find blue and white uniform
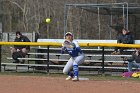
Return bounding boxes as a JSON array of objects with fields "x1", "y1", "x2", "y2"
[{"x1": 62, "y1": 40, "x2": 85, "y2": 77}]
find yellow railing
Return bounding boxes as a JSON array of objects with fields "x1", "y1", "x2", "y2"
[{"x1": 0, "y1": 42, "x2": 140, "y2": 48}]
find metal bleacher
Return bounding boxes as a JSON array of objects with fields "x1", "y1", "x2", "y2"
[{"x1": 3, "y1": 39, "x2": 140, "y2": 74}]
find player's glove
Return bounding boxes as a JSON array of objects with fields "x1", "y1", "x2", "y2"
[{"x1": 62, "y1": 40, "x2": 74, "y2": 49}]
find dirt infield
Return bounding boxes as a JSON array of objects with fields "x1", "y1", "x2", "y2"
[{"x1": 0, "y1": 75, "x2": 140, "y2": 93}]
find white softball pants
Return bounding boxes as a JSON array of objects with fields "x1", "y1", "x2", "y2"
[{"x1": 63, "y1": 53, "x2": 85, "y2": 74}]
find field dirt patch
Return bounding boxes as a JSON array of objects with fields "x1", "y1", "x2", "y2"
[{"x1": 0, "y1": 75, "x2": 140, "y2": 93}]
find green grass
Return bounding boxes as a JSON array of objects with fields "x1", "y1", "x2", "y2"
[
  {"x1": 0, "y1": 72, "x2": 140, "y2": 82},
  {"x1": 88, "y1": 75, "x2": 140, "y2": 81}
]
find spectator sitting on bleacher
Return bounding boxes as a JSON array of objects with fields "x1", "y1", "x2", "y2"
[
  {"x1": 11, "y1": 31, "x2": 30, "y2": 63},
  {"x1": 111, "y1": 28, "x2": 134, "y2": 55},
  {"x1": 123, "y1": 48, "x2": 140, "y2": 72}
]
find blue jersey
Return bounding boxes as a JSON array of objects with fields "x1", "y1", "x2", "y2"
[{"x1": 61, "y1": 40, "x2": 83, "y2": 57}]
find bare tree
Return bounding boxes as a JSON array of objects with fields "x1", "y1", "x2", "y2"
[{"x1": 1, "y1": 0, "x2": 140, "y2": 39}]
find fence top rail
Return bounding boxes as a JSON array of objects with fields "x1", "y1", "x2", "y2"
[{"x1": 0, "y1": 39, "x2": 140, "y2": 48}]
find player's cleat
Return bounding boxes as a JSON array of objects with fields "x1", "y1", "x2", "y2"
[
  {"x1": 66, "y1": 76, "x2": 72, "y2": 80},
  {"x1": 72, "y1": 76, "x2": 79, "y2": 81}
]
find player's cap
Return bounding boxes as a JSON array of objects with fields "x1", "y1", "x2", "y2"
[{"x1": 65, "y1": 32, "x2": 73, "y2": 37}]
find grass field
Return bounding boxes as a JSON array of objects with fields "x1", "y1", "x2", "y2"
[{"x1": 0, "y1": 72, "x2": 140, "y2": 82}]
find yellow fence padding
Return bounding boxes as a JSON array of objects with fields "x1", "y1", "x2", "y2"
[{"x1": 0, "y1": 42, "x2": 140, "y2": 48}]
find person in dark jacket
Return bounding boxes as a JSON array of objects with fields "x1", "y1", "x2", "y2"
[
  {"x1": 11, "y1": 31, "x2": 30, "y2": 63},
  {"x1": 124, "y1": 48, "x2": 140, "y2": 72},
  {"x1": 111, "y1": 28, "x2": 134, "y2": 54}
]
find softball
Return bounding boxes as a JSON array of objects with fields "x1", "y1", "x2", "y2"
[{"x1": 46, "y1": 18, "x2": 51, "y2": 23}]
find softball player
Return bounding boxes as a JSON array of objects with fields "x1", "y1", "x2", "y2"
[{"x1": 61, "y1": 32, "x2": 85, "y2": 81}]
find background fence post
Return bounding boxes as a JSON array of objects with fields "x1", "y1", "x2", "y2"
[
  {"x1": 102, "y1": 46, "x2": 105, "y2": 74},
  {"x1": 0, "y1": 45, "x2": 1, "y2": 72},
  {"x1": 47, "y1": 46, "x2": 50, "y2": 74}
]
